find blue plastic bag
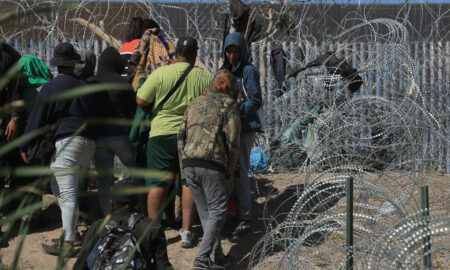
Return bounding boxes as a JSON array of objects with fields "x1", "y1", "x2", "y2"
[{"x1": 249, "y1": 146, "x2": 270, "y2": 173}]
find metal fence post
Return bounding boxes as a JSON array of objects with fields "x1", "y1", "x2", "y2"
[
  {"x1": 420, "y1": 186, "x2": 432, "y2": 269},
  {"x1": 346, "y1": 176, "x2": 354, "y2": 270}
]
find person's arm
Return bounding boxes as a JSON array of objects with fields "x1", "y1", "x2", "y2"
[
  {"x1": 5, "y1": 119, "x2": 19, "y2": 142},
  {"x1": 224, "y1": 102, "x2": 241, "y2": 178},
  {"x1": 239, "y1": 66, "x2": 262, "y2": 117},
  {"x1": 136, "y1": 72, "x2": 158, "y2": 107},
  {"x1": 136, "y1": 95, "x2": 151, "y2": 107},
  {"x1": 5, "y1": 78, "x2": 24, "y2": 141},
  {"x1": 18, "y1": 89, "x2": 52, "y2": 152},
  {"x1": 177, "y1": 109, "x2": 189, "y2": 180}
]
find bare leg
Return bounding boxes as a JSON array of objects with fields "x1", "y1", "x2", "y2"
[
  {"x1": 181, "y1": 185, "x2": 196, "y2": 232},
  {"x1": 147, "y1": 187, "x2": 169, "y2": 222}
]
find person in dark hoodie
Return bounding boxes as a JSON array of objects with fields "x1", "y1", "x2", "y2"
[
  {"x1": 0, "y1": 43, "x2": 23, "y2": 166},
  {"x1": 74, "y1": 49, "x2": 96, "y2": 81},
  {"x1": 178, "y1": 69, "x2": 240, "y2": 269},
  {"x1": 0, "y1": 42, "x2": 23, "y2": 246},
  {"x1": 87, "y1": 47, "x2": 136, "y2": 215},
  {"x1": 19, "y1": 42, "x2": 103, "y2": 256},
  {"x1": 221, "y1": 32, "x2": 262, "y2": 240}
]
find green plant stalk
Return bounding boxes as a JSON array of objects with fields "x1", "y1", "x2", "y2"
[
  {"x1": 346, "y1": 176, "x2": 354, "y2": 270},
  {"x1": 0, "y1": 199, "x2": 48, "y2": 227},
  {"x1": 0, "y1": 83, "x2": 129, "y2": 118},
  {"x1": 0, "y1": 166, "x2": 174, "y2": 181},
  {"x1": 12, "y1": 218, "x2": 29, "y2": 270},
  {"x1": 0, "y1": 125, "x2": 51, "y2": 158},
  {"x1": 420, "y1": 186, "x2": 431, "y2": 270}
]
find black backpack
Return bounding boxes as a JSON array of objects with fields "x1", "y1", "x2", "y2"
[{"x1": 91, "y1": 213, "x2": 147, "y2": 270}]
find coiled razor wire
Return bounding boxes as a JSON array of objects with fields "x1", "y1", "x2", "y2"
[
  {"x1": 367, "y1": 206, "x2": 450, "y2": 270},
  {"x1": 249, "y1": 172, "x2": 449, "y2": 269},
  {"x1": 0, "y1": 1, "x2": 448, "y2": 269},
  {"x1": 248, "y1": 3, "x2": 449, "y2": 270}
]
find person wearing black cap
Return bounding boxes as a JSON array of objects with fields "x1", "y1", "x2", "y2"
[
  {"x1": 19, "y1": 42, "x2": 103, "y2": 255},
  {"x1": 136, "y1": 36, "x2": 213, "y2": 248},
  {"x1": 73, "y1": 182, "x2": 173, "y2": 270}
]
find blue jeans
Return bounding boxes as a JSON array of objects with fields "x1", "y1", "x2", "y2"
[
  {"x1": 94, "y1": 135, "x2": 135, "y2": 214},
  {"x1": 235, "y1": 131, "x2": 256, "y2": 220},
  {"x1": 51, "y1": 136, "x2": 96, "y2": 242}
]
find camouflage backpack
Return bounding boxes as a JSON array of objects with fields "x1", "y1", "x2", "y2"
[{"x1": 91, "y1": 213, "x2": 147, "y2": 270}]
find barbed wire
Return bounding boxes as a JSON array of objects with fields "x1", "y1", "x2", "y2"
[
  {"x1": 251, "y1": 1, "x2": 449, "y2": 269},
  {"x1": 1, "y1": 1, "x2": 449, "y2": 269}
]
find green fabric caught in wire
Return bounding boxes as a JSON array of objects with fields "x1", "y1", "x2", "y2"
[
  {"x1": 280, "y1": 103, "x2": 332, "y2": 161},
  {"x1": 17, "y1": 55, "x2": 52, "y2": 88}
]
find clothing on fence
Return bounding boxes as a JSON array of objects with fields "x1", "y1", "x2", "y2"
[{"x1": 270, "y1": 45, "x2": 287, "y2": 98}]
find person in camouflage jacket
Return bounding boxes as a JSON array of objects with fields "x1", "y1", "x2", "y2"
[
  {"x1": 178, "y1": 69, "x2": 241, "y2": 179},
  {"x1": 177, "y1": 69, "x2": 240, "y2": 269}
]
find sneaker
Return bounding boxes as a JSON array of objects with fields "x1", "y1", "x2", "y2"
[
  {"x1": 180, "y1": 230, "x2": 194, "y2": 248},
  {"x1": 193, "y1": 258, "x2": 225, "y2": 270},
  {"x1": 51, "y1": 231, "x2": 82, "y2": 247},
  {"x1": 230, "y1": 220, "x2": 251, "y2": 242},
  {"x1": 42, "y1": 241, "x2": 78, "y2": 257}
]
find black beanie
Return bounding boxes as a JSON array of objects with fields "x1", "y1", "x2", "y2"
[{"x1": 142, "y1": 18, "x2": 160, "y2": 30}]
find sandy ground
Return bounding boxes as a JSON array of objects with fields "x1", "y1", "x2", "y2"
[
  {"x1": 0, "y1": 172, "x2": 448, "y2": 269},
  {"x1": 0, "y1": 174, "x2": 293, "y2": 270}
]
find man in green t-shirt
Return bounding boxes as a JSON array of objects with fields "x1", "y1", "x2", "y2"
[{"x1": 136, "y1": 37, "x2": 213, "y2": 248}]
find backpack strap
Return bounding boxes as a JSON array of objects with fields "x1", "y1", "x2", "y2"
[
  {"x1": 150, "y1": 64, "x2": 194, "y2": 121},
  {"x1": 127, "y1": 213, "x2": 144, "y2": 231}
]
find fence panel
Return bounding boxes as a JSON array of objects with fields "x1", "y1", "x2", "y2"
[{"x1": 9, "y1": 38, "x2": 450, "y2": 171}]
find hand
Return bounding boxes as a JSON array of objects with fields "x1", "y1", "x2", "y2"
[
  {"x1": 5, "y1": 119, "x2": 19, "y2": 141},
  {"x1": 20, "y1": 151, "x2": 30, "y2": 164}
]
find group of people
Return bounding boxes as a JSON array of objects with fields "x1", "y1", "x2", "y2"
[{"x1": 1, "y1": 16, "x2": 263, "y2": 270}]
